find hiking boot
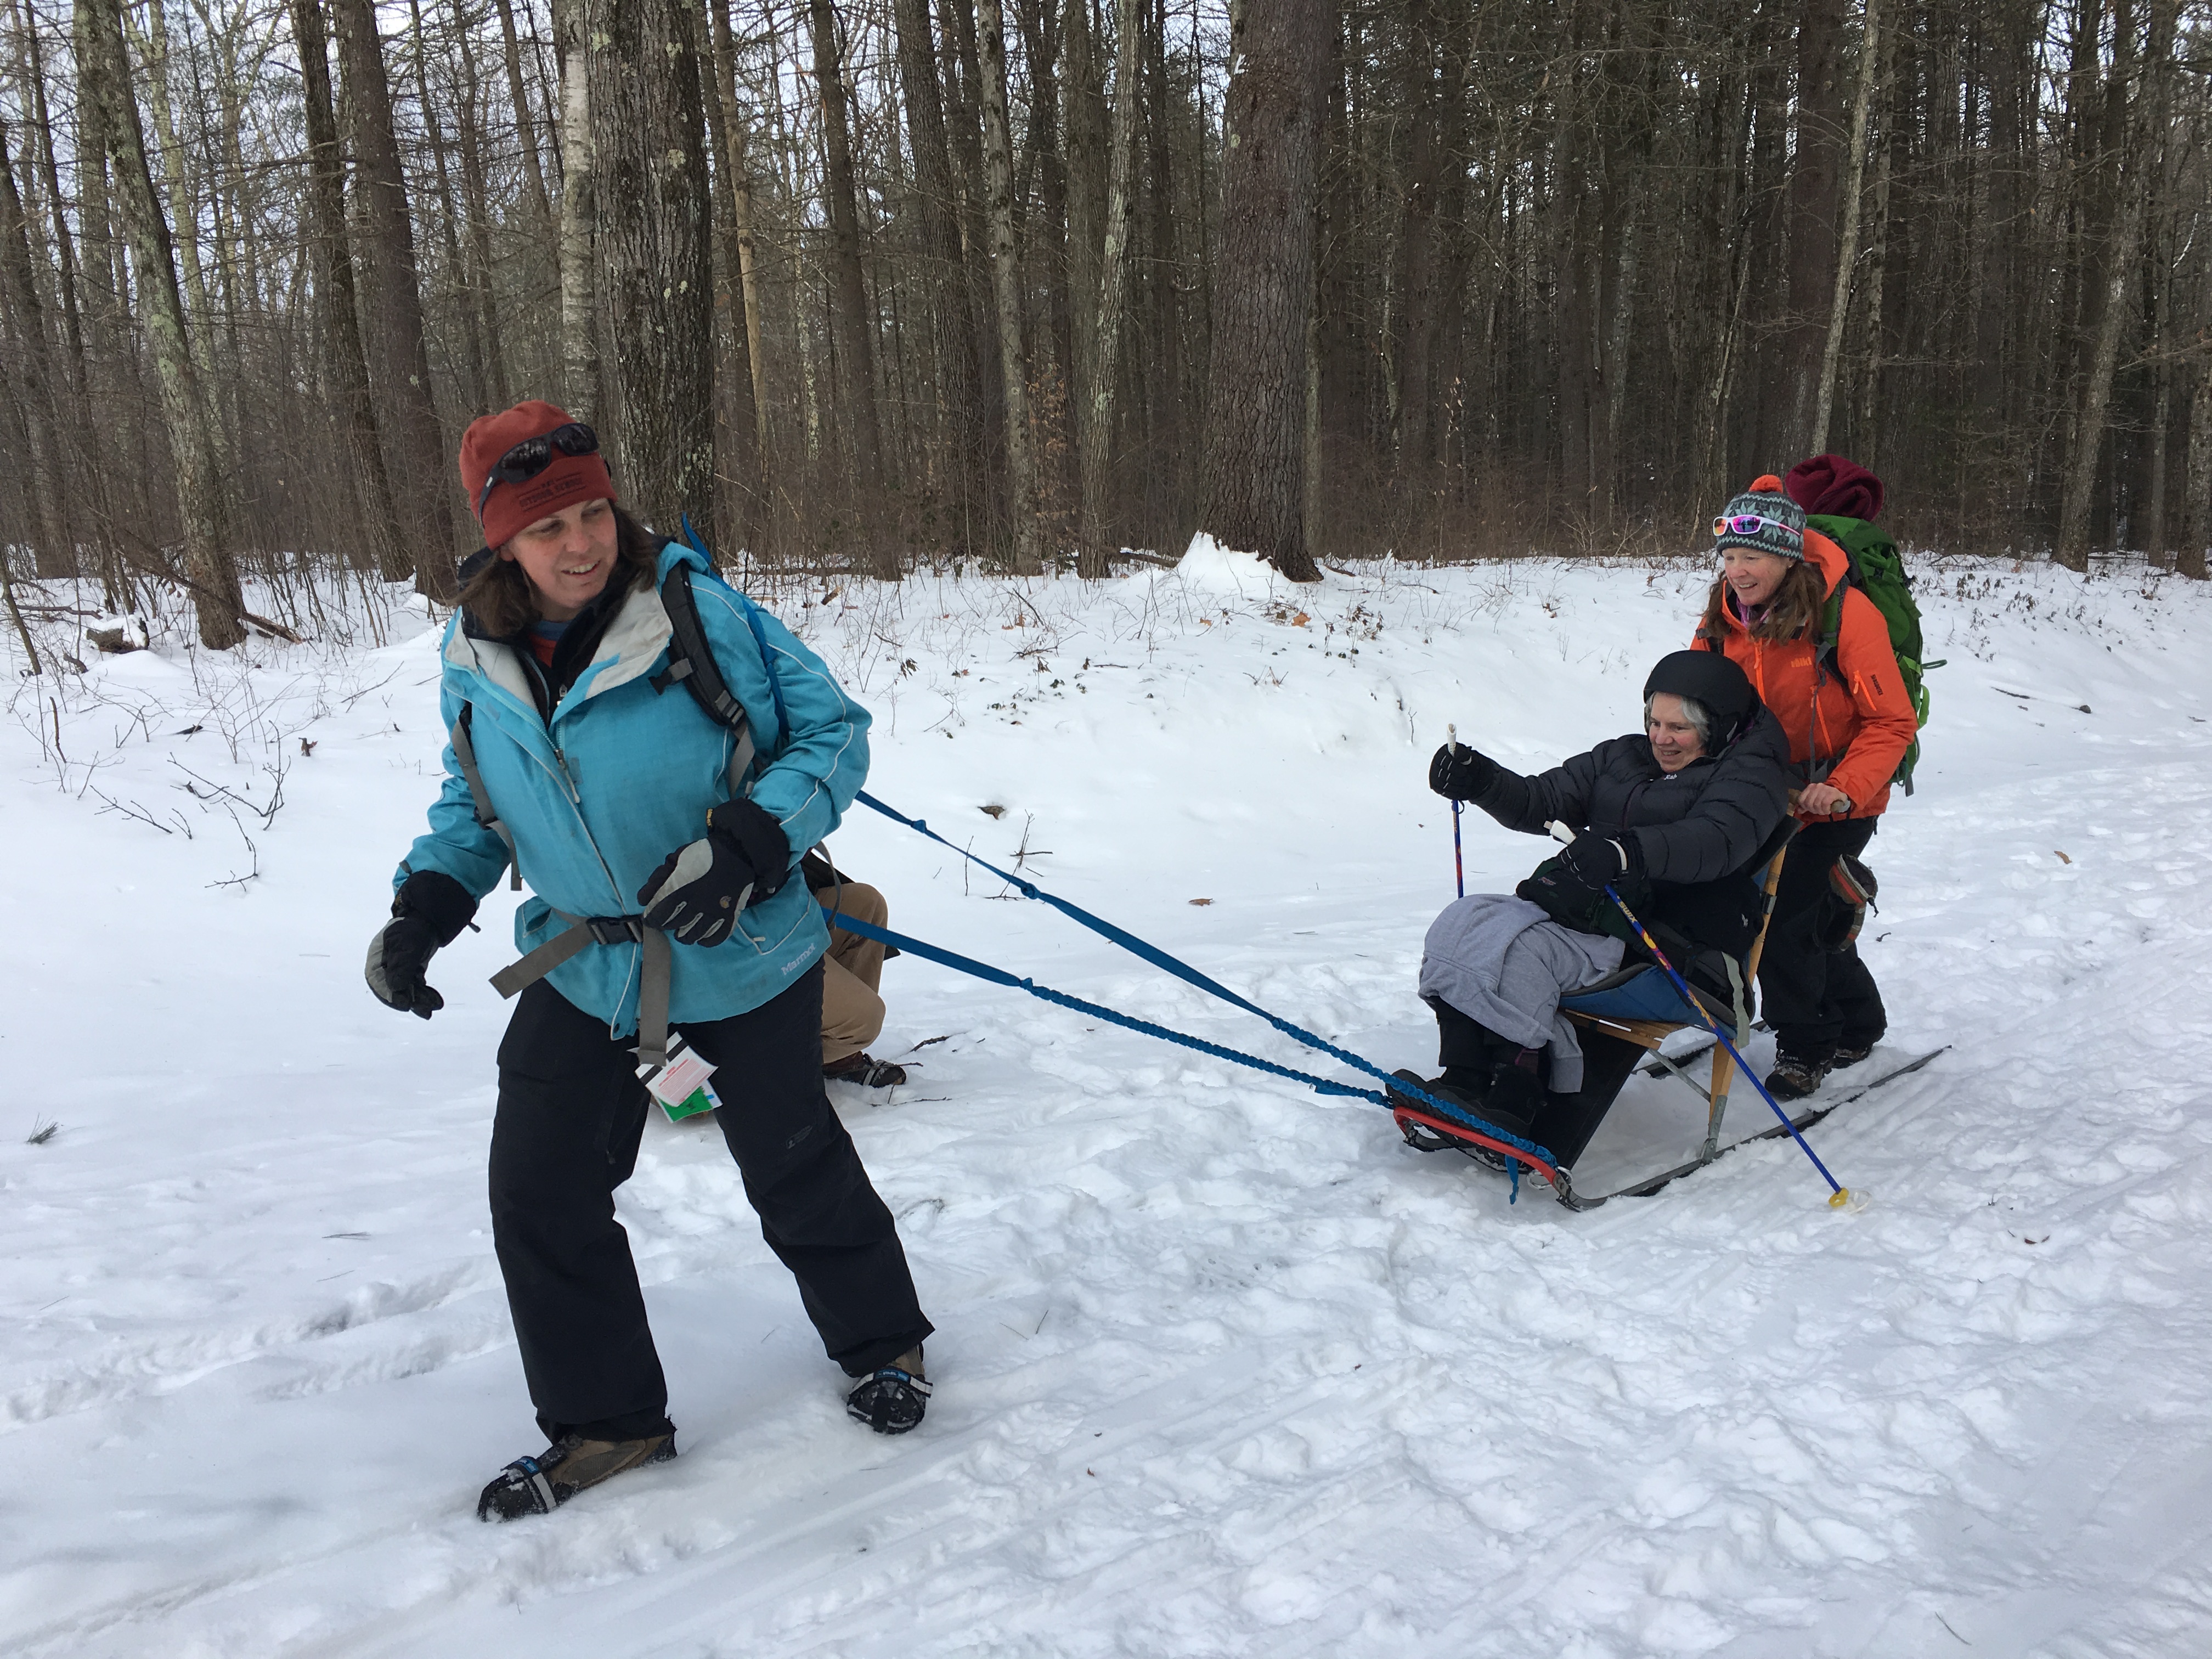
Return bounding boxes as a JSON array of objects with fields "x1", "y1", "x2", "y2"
[
  {"x1": 847, "y1": 1347, "x2": 930, "y2": 1435},
  {"x1": 1765, "y1": 1049, "x2": 1834, "y2": 1102},
  {"x1": 1821, "y1": 855, "x2": 1879, "y2": 950},
  {"x1": 476, "y1": 1427, "x2": 676, "y2": 1522},
  {"x1": 1830, "y1": 1036, "x2": 1882, "y2": 1070},
  {"x1": 825, "y1": 1052, "x2": 908, "y2": 1087}
]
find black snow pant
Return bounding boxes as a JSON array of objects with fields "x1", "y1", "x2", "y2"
[
  {"x1": 488, "y1": 961, "x2": 933, "y2": 1442},
  {"x1": 1757, "y1": 816, "x2": 1886, "y2": 1057}
]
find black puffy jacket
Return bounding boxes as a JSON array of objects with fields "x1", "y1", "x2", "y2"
[{"x1": 1470, "y1": 708, "x2": 1792, "y2": 955}]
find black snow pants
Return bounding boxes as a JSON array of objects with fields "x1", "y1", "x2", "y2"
[
  {"x1": 488, "y1": 961, "x2": 933, "y2": 1441},
  {"x1": 1757, "y1": 816, "x2": 1886, "y2": 1056}
]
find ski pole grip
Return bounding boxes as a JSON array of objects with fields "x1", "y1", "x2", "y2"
[{"x1": 1547, "y1": 820, "x2": 1575, "y2": 845}]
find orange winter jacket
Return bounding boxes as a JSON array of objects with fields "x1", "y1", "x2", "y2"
[{"x1": 1695, "y1": 519, "x2": 1918, "y2": 822}]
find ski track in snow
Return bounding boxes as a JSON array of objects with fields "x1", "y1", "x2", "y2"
[{"x1": 3, "y1": 551, "x2": 2210, "y2": 1656}]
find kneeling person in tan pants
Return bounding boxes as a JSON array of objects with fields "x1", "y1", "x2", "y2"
[{"x1": 809, "y1": 853, "x2": 907, "y2": 1087}]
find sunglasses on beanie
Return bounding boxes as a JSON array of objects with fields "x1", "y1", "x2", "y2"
[
  {"x1": 1713, "y1": 512, "x2": 1791, "y2": 539},
  {"x1": 476, "y1": 422, "x2": 600, "y2": 516}
]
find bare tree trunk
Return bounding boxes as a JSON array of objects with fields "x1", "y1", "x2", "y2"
[
  {"x1": 332, "y1": 0, "x2": 461, "y2": 596},
  {"x1": 490, "y1": 0, "x2": 554, "y2": 228},
  {"x1": 408, "y1": 0, "x2": 489, "y2": 416},
  {"x1": 894, "y1": 0, "x2": 985, "y2": 556},
  {"x1": 699, "y1": 0, "x2": 762, "y2": 550},
  {"x1": 16, "y1": 0, "x2": 119, "y2": 597},
  {"x1": 0, "y1": 116, "x2": 73, "y2": 575},
  {"x1": 974, "y1": 0, "x2": 1039, "y2": 570},
  {"x1": 289, "y1": 0, "x2": 406, "y2": 579},
  {"x1": 1779, "y1": 0, "x2": 1847, "y2": 451},
  {"x1": 1076, "y1": 0, "x2": 1141, "y2": 578},
  {"x1": 554, "y1": 0, "x2": 599, "y2": 420},
  {"x1": 590, "y1": 0, "x2": 715, "y2": 531},
  {"x1": 1199, "y1": 0, "x2": 1326, "y2": 581},
  {"x1": 1811, "y1": 0, "x2": 1881, "y2": 457},
  {"x1": 75, "y1": 0, "x2": 242, "y2": 646},
  {"x1": 807, "y1": 0, "x2": 891, "y2": 571},
  {"x1": 2056, "y1": 0, "x2": 2173, "y2": 571},
  {"x1": 449, "y1": 0, "x2": 512, "y2": 410},
  {"x1": 2181, "y1": 340, "x2": 2212, "y2": 580}
]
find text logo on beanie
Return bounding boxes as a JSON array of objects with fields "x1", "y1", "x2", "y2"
[
  {"x1": 457, "y1": 399, "x2": 617, "y2": 553},
  {"x1": 1713, "y1": 473, "x2": 1804, "y2": 562}
]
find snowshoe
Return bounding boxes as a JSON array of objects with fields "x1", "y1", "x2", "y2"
[
  {"x1": 825, "y1": 1052, "x2": 909, "y2": 1087},
  {"x1": 847, "y1": 1348, "x2": 930, "y2": 1435},
  {"x1": 475, "y1": 1427, "x2": 676, "y2": 1522}
]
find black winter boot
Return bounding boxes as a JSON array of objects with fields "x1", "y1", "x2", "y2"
[
  {"x1": 476, "y1": 1426, "x2": 676, "y2": 1521},
  {"x1": 847, "y1": 1347, "x2": 930, "y2": 1435},
  {"x1": 1480, "y1": 1049, "x2": 1547, "y2": 1139}
]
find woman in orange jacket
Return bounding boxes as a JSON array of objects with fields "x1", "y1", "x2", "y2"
[{"x1": 1693, "y1": 473, "x2": 1918, "y2": 1099}]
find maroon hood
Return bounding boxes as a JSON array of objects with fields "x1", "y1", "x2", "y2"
[{"x1": 1784, "y1": 453, "x2": 1884, "y2": 522}]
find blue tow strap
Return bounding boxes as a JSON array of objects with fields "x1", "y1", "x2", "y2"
[
  {"x1": 836, "y1": 795, "x2": 1562, "y2": 1191},
  {"x1": 822, "y1": 907, "x2": 1374, "y2": 1101}
]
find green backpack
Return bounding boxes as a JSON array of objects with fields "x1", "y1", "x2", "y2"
[{"x1": 1804, "y1": 514, "x2": 1940, "y2": 794}]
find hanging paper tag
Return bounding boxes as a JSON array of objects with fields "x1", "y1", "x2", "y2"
[{"x1": 637, "y1": 1034, "x2": 722, "y2": 1122}]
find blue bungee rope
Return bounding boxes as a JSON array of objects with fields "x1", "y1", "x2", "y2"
[{"x1": 838, "y1": 794, "x2": 1561, "y2": 1197}]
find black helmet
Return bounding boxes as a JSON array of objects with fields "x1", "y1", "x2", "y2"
[{"x1": 1643, "y1": 650, "x2": 1759, "y2": 746}]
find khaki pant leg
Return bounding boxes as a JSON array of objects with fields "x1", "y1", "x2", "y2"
[{"x1": 814, "y1": 882, "x2": 889, "y2": 1064}]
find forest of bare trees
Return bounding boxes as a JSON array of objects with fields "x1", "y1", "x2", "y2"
[{"x1": 0, "y1": 0, "x2": 2209, "y2": 650}]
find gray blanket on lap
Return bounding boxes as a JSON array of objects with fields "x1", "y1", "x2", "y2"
[{"x1": 1418, "y1": 895, "x2": 1626, "y2": 1093}]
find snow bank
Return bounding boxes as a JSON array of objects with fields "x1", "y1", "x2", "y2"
[{"x1": 3, "y1": 554, "x2": 2211, "y2": 1656}]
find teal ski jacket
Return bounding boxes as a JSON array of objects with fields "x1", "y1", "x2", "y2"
[{"x1": 394, "y1": 540, "x2": 868, "y2": 1035}]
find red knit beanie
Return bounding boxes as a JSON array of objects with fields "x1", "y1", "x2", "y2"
[
  {"x1": 1783, "y1": 453, "x2": 1883, "y2": 522},
  {"x1": 456, "y1": 399, "x2": 617, "y2": 549}
]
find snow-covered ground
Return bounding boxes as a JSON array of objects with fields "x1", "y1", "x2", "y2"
[{"x1": 4, "y1": 544, "x2": 2210, "y2": 1657}]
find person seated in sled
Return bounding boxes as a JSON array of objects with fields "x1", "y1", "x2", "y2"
[{"x1": 1403, "y1": 650, "x2": 1790, "y2": 1171}]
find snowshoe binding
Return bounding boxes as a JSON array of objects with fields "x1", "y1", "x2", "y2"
[
  {"x1": 847, "y1": 1347, "x2": 930, "y2": 1435},
  {"x1": 476, "y1": 1427, "x2": 676, "y2": 1522}
]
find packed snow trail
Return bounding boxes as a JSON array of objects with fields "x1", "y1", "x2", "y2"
[{"x1": 4, "y1": 548, "x2": 2211, "y2": 1656}]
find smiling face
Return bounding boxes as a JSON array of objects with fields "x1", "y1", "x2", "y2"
[
  {"x1": 1646, "y1": 693, "x2": 1708, "y2": 773},
  {"x1": 1721, "y1": 546, "x2": 1792, "y2": 611},
  {"x1": 498, "y1": 497, "x2": 618, "y2": 621}
]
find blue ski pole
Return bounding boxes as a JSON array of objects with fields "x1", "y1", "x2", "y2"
[
  {"x1": 1547, "y1": 822, "x2": 1866, "y2": 1212},
  {"x1": 1447, "y1": 724, "x2": 1465, "y2": 898}
]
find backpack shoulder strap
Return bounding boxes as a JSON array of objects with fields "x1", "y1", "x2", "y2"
[
  {"x1": 653, "y1": 561, "x2": 758, "y2": 794},
  {"x1": 654, "y1": 562, "x2": 747, "y2": 730},
  {"x1": 450, "y1": 703, "x2": 522, "y2": 891}
]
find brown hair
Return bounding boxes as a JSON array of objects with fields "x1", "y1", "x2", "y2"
[
  {"x1": 1697, "y1": 558, "x2": 1827, "y2": 645},
  {"x1": 458, "y1": 503, "x2": 662, "y2": 637}
]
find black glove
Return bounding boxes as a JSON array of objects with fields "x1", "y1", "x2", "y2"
[
  {"x1": 1558, "y1": 832, "x2": 1630, "y2": 889},
  {"x1": 1516, "y1": 834, "x2": 1641, "y2": 933},
  {"x1": 1429, "y1": 742, "x2": 1499, "y2": 802},
  {"x1": 637, "y1": 796, "x2": 790, "y2": 945},
  {"x1": 365, "y1": 869, "x2": 477, "y2": 1019}
]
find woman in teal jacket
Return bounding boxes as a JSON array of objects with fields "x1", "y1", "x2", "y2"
[{"x1": 366, "y1": 401, "x2": 933, "y2": 1522}]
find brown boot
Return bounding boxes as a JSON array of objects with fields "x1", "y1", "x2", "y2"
[{"x1": 476, "y1": 1428, "x2": 676, "y2": 1521}]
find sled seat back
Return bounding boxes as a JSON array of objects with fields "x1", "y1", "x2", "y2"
[{"x1": 1559, "y1": 820, "x2": 1795, "y2": 1161}]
